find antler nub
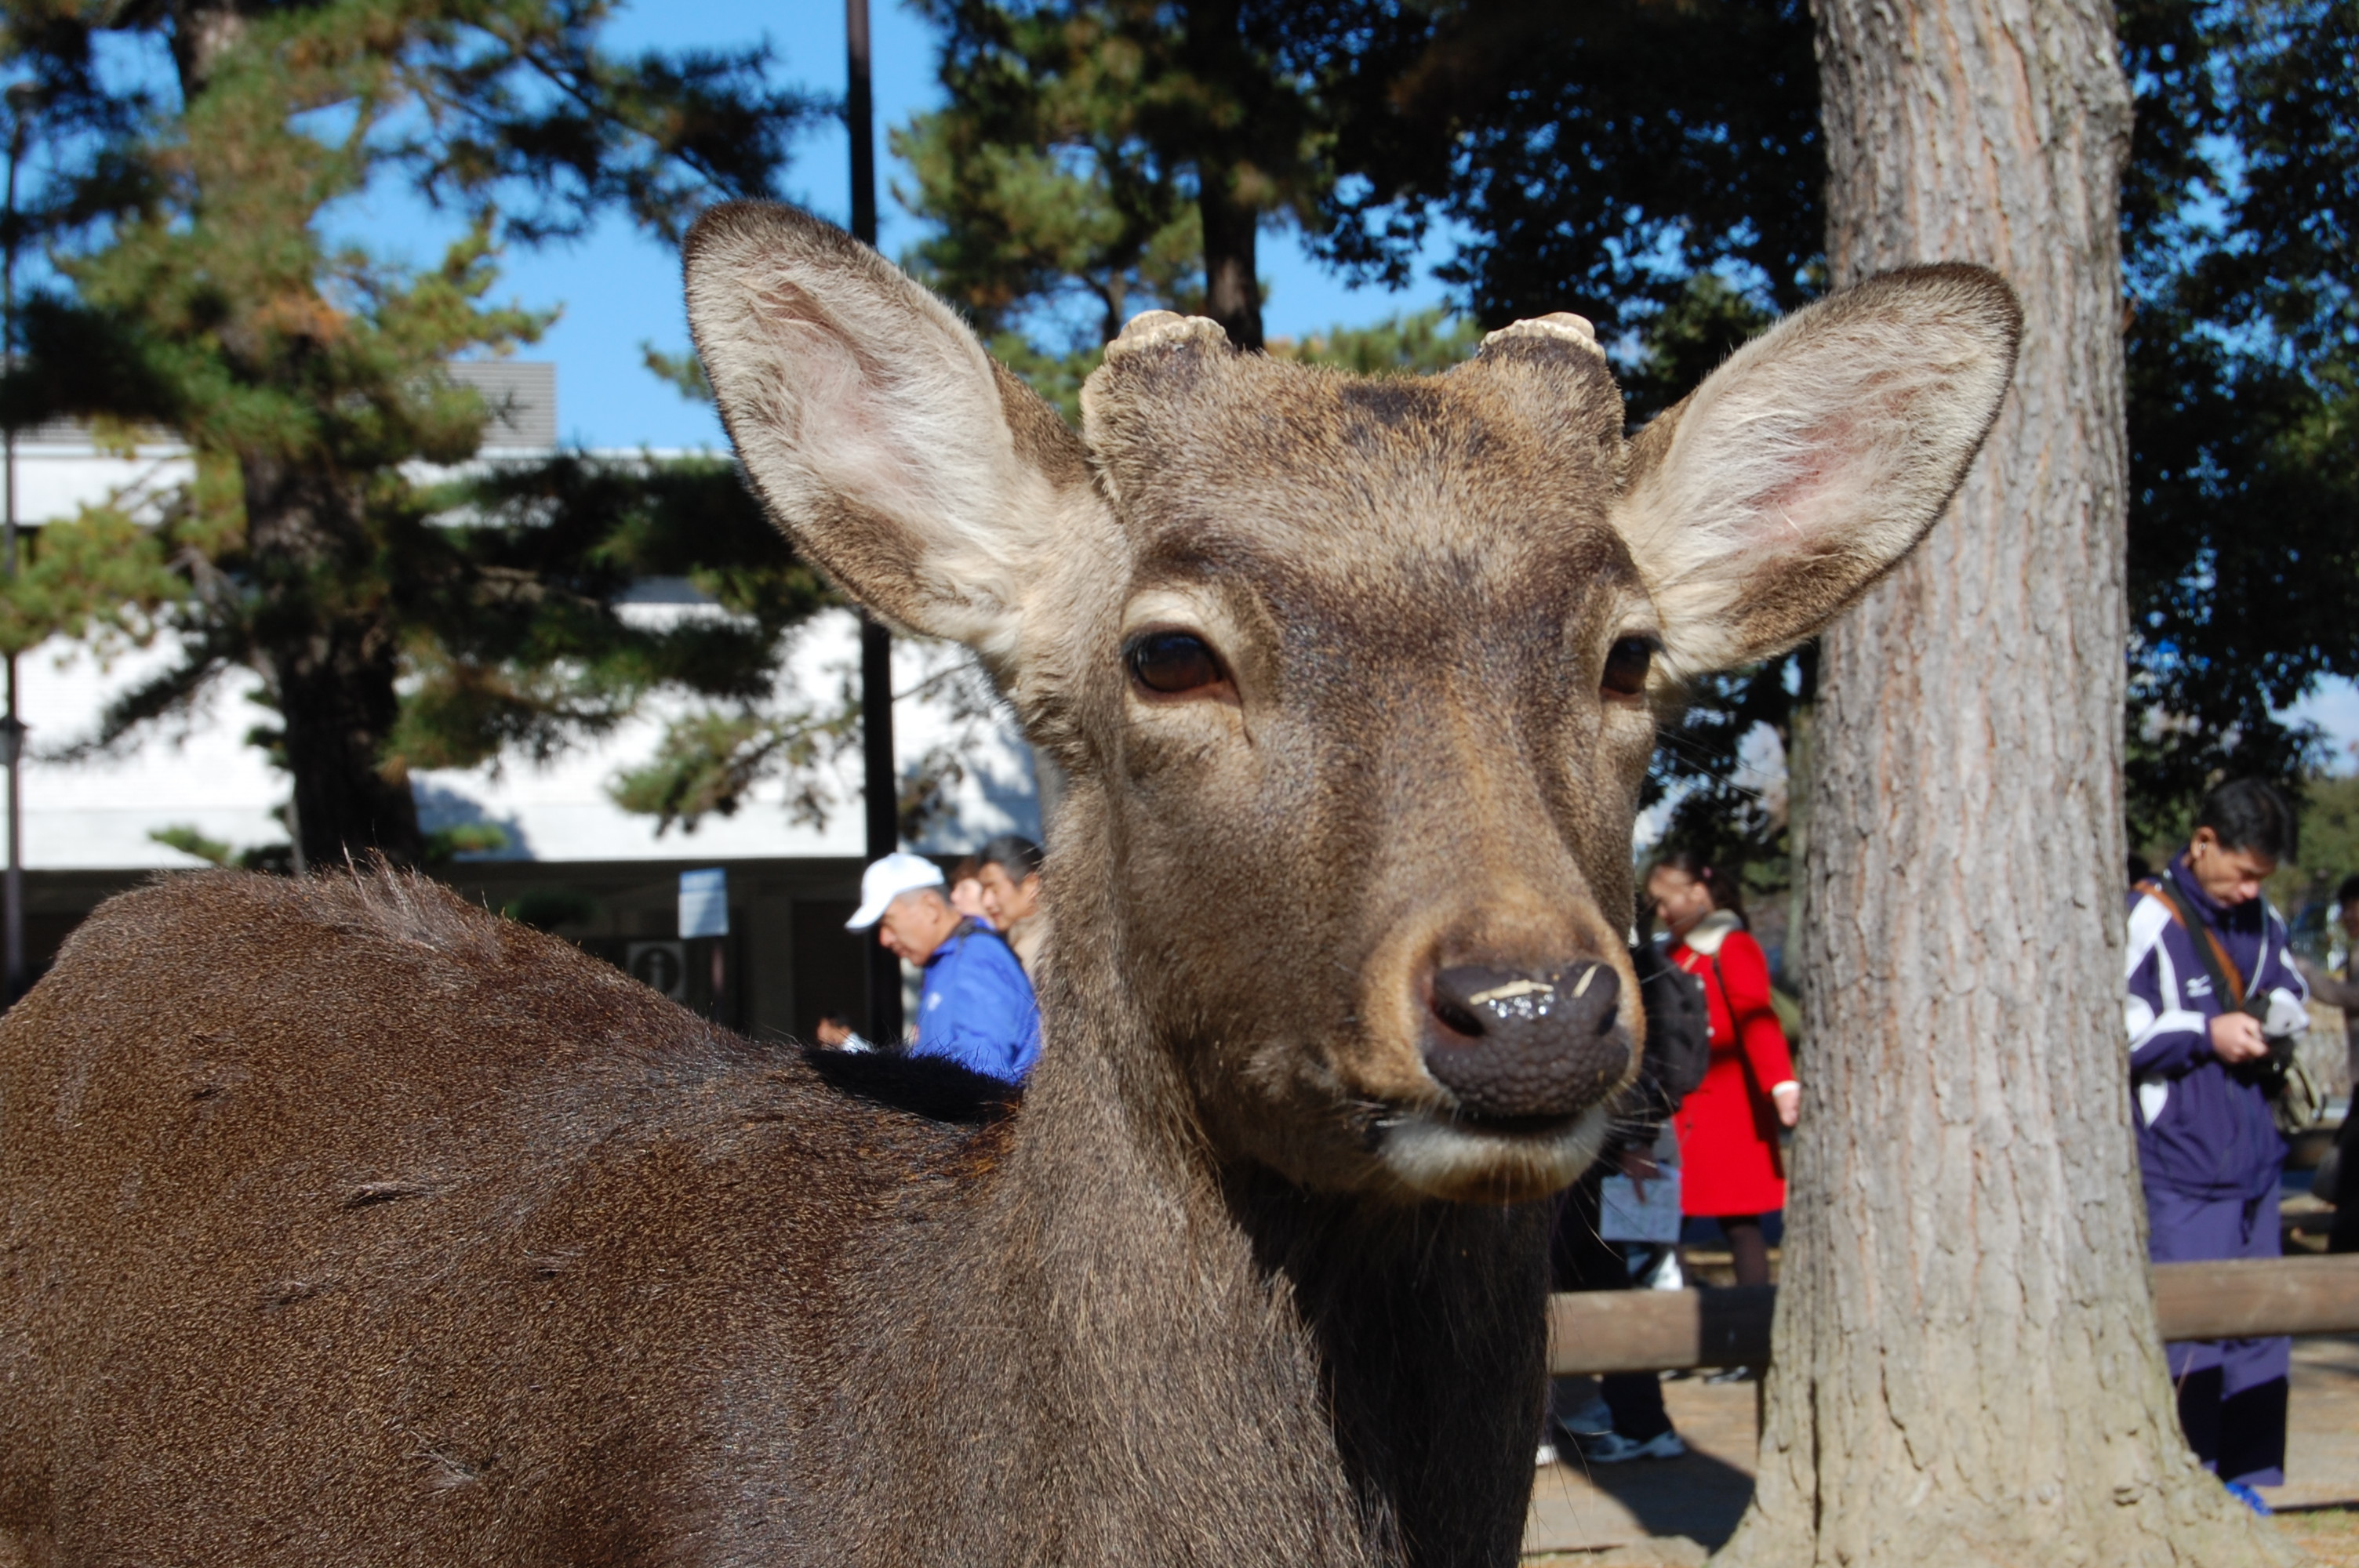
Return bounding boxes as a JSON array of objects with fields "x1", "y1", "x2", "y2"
[
  {"x1": 1107, "y1": 310, "x2": 1230, "y2": 361},
  {"x1": 1481, "y1": 313, "x2": 1605, "y2": 361}
]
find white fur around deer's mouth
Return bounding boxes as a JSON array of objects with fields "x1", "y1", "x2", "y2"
[{"x1": 1373, "y1": 1100, "x2": 1612, "y2": 1203}]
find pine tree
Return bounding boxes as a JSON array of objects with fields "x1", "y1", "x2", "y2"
[
  {"x1": 899, "y1": 0, "x2": 1335, "y2": 350},
  {"x1": 0, "y1": 0, "x2": 825, "y2": 869}
]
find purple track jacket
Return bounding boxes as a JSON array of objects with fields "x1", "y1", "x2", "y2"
[{"x1": 2124, "y1": 854, "x2": 2306, "y2": 1200}]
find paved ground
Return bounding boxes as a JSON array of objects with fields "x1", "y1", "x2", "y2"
[
  {"x1": 2287, "y1": 1509, "x2": 2359, "y2": 1568},
  {"x1": 1525, "y1": 1333, "x2": 2359, "y2": 1560},
  {"x1": 1525, "y1": 1374, "x2": 1757, "y2": 1557}
]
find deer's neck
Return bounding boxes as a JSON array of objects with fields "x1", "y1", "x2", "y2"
[{"x1": 936, "y1": 915, "x2": 1547, "y2": 1567}]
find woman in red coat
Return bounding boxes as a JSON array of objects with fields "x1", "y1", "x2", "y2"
[{"x1": 1645, "y1": 853, "x2": 1799, "y2": 1294}]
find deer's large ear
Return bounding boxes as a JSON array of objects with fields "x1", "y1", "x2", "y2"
[
  {"x1": 1615, "y1": 265, "x2": 2022, "y2": 677},
  {"x1": 684, "y1": 202, "x2": 1109, "y2": 679}
]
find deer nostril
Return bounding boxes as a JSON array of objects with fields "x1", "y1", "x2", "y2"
[
  {"x1": 1430, "y1": 964, "x2": 1547, "y2": 1036},
  {"x1": 1430, "y1": 995, "x2": 1485, "y2": 1039}
]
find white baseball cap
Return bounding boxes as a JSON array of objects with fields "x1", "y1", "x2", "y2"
[{"x1": 846, "y1": 851, "x2": 947, "y2": 931}]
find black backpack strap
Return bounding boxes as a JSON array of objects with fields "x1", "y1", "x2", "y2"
[{"x1": 2136, "y1": 876, "x2": 2261, "y2": 1019}]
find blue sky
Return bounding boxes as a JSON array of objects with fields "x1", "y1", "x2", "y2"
[
  {"x1": 336, "y1": 0, "x2": 1452, "y2": 452},
  {"x1": 2286, "y1": 683, "x2": 2359, "y2": 771}
]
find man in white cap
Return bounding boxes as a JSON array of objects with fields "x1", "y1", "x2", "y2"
[{"x1": 846, "y1": 851, "x2": 1041, "y2": 1083}]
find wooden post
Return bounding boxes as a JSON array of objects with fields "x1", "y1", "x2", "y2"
[{"x1": 2150, "y1": 1255, "x2": 2359, "y2": 1341}]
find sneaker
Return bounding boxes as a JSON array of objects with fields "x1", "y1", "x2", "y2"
[
  {"x1": 2223, "y1": 1480, "x2": 2274, "y2": 1517},
  {"x1": 1577, "y1": 1428, "x2": 1688, "y2": 1465},
  {"x1": 1535, "y1": 1441, "x2": 1561, "y2": 1468},
  {"x1": 1555, "y1": 1396, "x2": 1614, "y2": 1438},
  {"x1": 1703, "y1": 1365, "x2": 1757, "y2": 1385}
]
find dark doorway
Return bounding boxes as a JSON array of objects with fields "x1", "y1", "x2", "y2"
[{"x1": 792, "y1": 898, "x2": 869, "y2": 1044}]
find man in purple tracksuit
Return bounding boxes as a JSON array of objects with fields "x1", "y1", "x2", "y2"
[{"x1": 2125, "y1": 779, "x2": 2307, "y2": 1508}]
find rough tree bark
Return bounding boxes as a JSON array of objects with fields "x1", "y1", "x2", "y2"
[{"x1": 1717, "y1": 0, "x2": 2294, "y2": 1563}]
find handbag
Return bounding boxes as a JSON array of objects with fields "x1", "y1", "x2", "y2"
[{"x1": 2135, "y1": 877, "x2": 2324, "y2": 1137}]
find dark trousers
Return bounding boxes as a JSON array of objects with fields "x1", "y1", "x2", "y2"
[
  {"x1": 2332, "y1": 1195, "x2": 2359, "y2": 1255},
  {"x1": 2328, "y1": 1110, "x2": 2359, "y2": 1254},
  {"x1": 1550, "y1": 1170, "x2": 1674, "y2": 1443},
  {"x1": 2145, "y1": 1182, "x2": 2288, "y2": 1487}
]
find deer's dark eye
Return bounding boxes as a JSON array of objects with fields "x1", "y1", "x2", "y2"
[
  {"x1": 1127, "y1": 630, "x2": 1226, "y2": 695},
  {"x1": 1602, "y1": 636, "x2": 1656, "y2": 698}
]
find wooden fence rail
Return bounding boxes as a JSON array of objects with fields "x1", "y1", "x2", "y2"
[{"x1": 1547, "y1": 1255, "x2": 2359, "y2": 1377}]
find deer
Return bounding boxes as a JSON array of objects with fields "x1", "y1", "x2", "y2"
[{"x1": 0, "y1": 202, "x2": 2019, "y2": 1567}]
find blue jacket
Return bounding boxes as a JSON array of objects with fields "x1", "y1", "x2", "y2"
[
  {"x1": 2124, "y1": 854, "x2": 2306, "y2": 1200},
  {"x1": 911, "y1": 920, "x2": 1041, "y2": 1083}
]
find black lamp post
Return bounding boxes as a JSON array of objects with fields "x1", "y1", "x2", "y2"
[
  {"x1": 2, "y1": 86, "x2": 34, "y2": 1007},
  {"x1": 846, "y1": 0, "x2": 902, "y2": 1047}
]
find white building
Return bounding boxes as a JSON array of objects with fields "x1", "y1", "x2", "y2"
[{"x1": 9, "y1": 363, "x2": 1044, "y2": 1041}]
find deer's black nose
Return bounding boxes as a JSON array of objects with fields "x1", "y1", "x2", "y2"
[{"x1": 1422, "y1": 960, "x2": 1630, "y2": 1121}]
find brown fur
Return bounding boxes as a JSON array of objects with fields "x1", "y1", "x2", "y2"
[
  {"x1": 0, "y1": 871, "x2": 1539, "y2": 1565},
  {"x1": 0, "y1": 207, "x2": 2020, "y2": 1566}
]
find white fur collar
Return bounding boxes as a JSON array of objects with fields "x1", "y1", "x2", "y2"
[{"x1": 1678, "y1": 909, "x2": 1745, "y2": 956}]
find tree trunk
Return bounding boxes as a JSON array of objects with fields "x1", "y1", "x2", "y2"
[
  {"x1": 1717, "y1": 0, "x2": 2293, "y2": 1562},
  {"x1": 1181, "y1": 0, "x2": 1264, "y2": 351},
  {"x1": 1199, "y1": 172, "x2": 1263, "y2": 351},
  {"x1": 245, "y1": 457, "x2": 423, "y2": 873}
]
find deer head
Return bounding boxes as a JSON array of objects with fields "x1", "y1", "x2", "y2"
[{"x1": 686, "y1": 204, "x2": 2019, "y2": 1205}]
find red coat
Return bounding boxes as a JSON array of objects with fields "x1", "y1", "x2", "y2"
[{"x1": 1668, "y1": 920, "x2": 1796, "y2": 1217}]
